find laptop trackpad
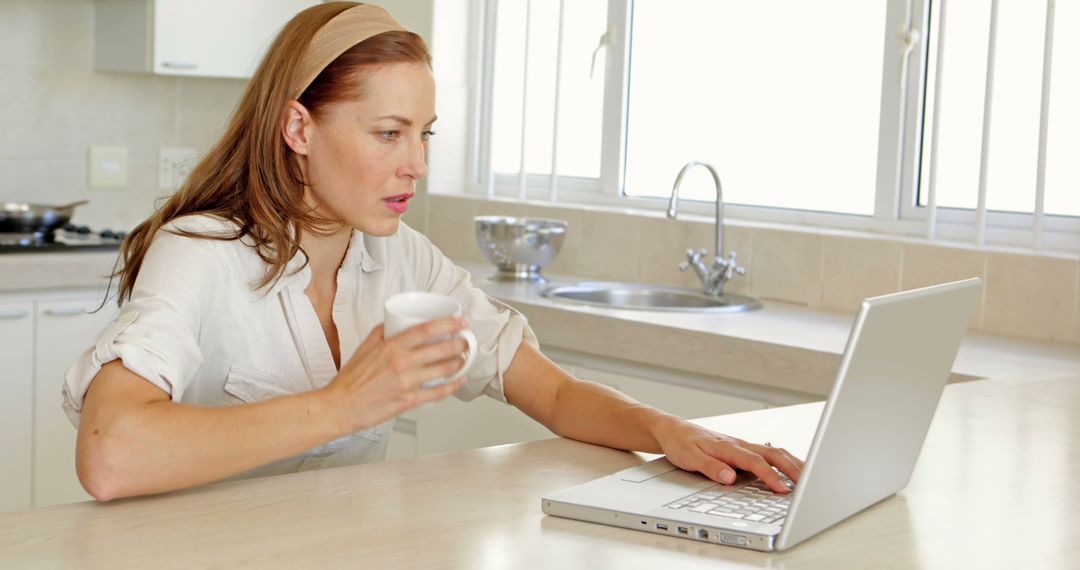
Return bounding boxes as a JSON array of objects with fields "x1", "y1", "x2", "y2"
[
  {"x1": 616, "y1": 458, "x2": 677, "y2": 483},
  {"x1": 642, "y1": 468, "x2": 717, "y2": 494}
]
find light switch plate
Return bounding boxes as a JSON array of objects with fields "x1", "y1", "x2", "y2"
[
  {"x1": 88, "y1": 145, "x2": 128, "y2": 189},
  {"x1": 158, "y1": 147, "x2": 197, "y2": 190}
]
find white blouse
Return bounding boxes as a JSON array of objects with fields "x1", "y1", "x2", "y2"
[{"x1": 62, "y1": 215, "x2": 538, "y2": 480}]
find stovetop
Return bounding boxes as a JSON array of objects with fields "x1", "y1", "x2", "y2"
[{"x1": 0, "y1": 225, "x2": 125, "y2": 254}]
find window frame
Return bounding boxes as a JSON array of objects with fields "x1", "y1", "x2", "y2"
[
  {"x1": 898, "y1": 0, "x2": 1080, "y2": 250},
  {"x1": 465, "y1": 0, "x2": 1080, "y2": 253}
]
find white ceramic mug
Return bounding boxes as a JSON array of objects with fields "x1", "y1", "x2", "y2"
[{"x1": 384, "y1": 292, "x2": 478, "y2": 388}]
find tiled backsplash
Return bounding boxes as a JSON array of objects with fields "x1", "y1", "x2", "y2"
[
  {"x1": 1, "y1": 0, "x2": 246, "y2": 231},
  {"x1": 422, "y1": 193, "x2": 1080, "y2": 345}
]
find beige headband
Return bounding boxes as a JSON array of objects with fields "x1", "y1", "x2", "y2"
[{"x1": 291, "y1": 3, "x2": 407, "y2": 100}]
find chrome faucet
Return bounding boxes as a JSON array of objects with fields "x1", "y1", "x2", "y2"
[{"x1": 666, "y1": 161, "x2": 746, "y2": 297}]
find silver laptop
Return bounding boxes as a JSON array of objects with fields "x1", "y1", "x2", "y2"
[{"x1": 542, "y1": 278, "x2": 982, "y2": 552}]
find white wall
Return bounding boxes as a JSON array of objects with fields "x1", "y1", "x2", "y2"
[
  {"x1": 0, "y1": 0, "x2": 440, "y2": 233},
  {"x1": 0, "y1": 0, "x2": 247, "y2": 231}
]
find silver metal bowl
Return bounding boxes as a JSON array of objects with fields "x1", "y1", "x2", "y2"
[{"x1": 475, "y1": 216, "x2": 567, "y2": 283}]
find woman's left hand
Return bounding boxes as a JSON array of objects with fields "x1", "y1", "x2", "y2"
[{"x1": 654, "y1": 419, "x2": 804, "y2": 494}]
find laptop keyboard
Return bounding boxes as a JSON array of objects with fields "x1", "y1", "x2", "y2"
[{"x1": 665, "y1": 479, "x2": 792, "y2": 524}]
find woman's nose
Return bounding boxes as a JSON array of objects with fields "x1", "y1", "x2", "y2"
[{"x1": 399, "y1": 136, "x2": 428, "y2": 181}]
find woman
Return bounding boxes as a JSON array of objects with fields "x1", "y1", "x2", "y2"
[{"x1": 64, "y1": 2, "x2": 802, "y2": 501}]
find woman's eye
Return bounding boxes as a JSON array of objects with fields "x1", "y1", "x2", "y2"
[
  {"x1": 380, "y1": 130, "x2": 400, "y2": 141},
  {"x1": 421, "y1": 130, "x2": 436, "y2": 141}
]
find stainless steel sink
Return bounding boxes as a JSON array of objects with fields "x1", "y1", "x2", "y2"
[{"x1": 541, "y1": 282, "x2": 761, "y2": 313}]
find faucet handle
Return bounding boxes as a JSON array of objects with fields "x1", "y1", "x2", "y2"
[
  {"x1": 684, "y1": 248, "x2": 707, "y2": 263},
  {"x1": 679, "y1": 248, "x2": 702, "y2": 272},
  {"x1": 723, "y1": 251, "x2": 746, "y2": 280}
]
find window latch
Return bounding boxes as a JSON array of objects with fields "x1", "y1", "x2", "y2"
[
  {"x1": 590, "y1": 29, "x2": 613, "y2": 79},
  {"x1": 898, "y1": 24, "x2": 921, "y2": 85}
]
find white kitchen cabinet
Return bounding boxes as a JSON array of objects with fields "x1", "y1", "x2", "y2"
[
  {"x1": 415, "y1": 393, "x2": 556, "y2": 457},
  {"x1": 565, "y1": 364, "x2": 768, "y2": 421},
  {"x1": 0, "y1": 302, "x2": 34, "y2": 513},
  {"x1": 33, "y1": 295, "x2": 117, "y2": 508},
  {"x1": 403, "y1": 359, "x2": 766, "y2": 459},
  {"x1": 94, "y1": 0, "x2": 318, "y2": 79},
  {"x1": 385, "y1": 409, "x2": 418, "y2": 461},
  {"x1": 386, "y1": 428, "x2": 417, "y2": 461}
]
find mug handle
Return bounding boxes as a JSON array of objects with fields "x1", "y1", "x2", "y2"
[{"x1": 420, "y1": 329, "x2": 478, "y2": 389}]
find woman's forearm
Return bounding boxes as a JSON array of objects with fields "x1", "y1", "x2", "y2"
[
  {"x1": 504, "y1": 343, "x2": 679, "y2": 453},
  {"x1": 552, "y1": 378, "x2": 680, "y2": 453},
  {"x1": 77, "y1": 361, "x2": 346, "y2": 501}
]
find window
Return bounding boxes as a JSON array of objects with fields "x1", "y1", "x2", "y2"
[
  {"x1": 471, "y1": 0, "x2": 1079, "y2": 251},
  {"x1": 489, "y1": 0, "x2": 607, "y2": 179},
  {"x1": 623, "y1": 0, "x2": 888, "y2": 216},
  {"x1": 915, "y1": 0, "x2": 1079, "y2": 217}
]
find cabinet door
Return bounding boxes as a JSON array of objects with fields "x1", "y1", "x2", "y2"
[
  {"x1": 153, "y1": 0, "x2": 318, "y2": 78},
  {"x1": 0, "y1": 302, "x2": 34, "y2": 513},
  {"x1": 33, "y1": 297, "x2": 117, "y2": 508},
  {"x1": 416, "y1": 395, "x2": 556, "y2": 457},
  {"x1": 565, "y1": 364, "x2": 766, "y2": 421},
  {"x1": 386, "y1": 429, "x2": 418, "y2": 461}
]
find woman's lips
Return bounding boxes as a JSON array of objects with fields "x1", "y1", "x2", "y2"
[{"x1": 382, "y1": 193, "x2": 413, "y2": 214}]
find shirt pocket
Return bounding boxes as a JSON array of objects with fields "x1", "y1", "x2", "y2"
[{"x1": 223, "y1": 365, "x2": 302, "y2": 403}]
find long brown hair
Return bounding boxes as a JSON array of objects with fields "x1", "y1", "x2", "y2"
[{"x1": 110, "y1": 2, "x2": 431, "y2": 305}]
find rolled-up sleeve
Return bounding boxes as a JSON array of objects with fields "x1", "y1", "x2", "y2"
[
  {"x1": 61, "y1": 229, "x2": 224, "y2": 427},
  {"x1": 401, "y1": 227, "x2": 538, "y2": 404}
]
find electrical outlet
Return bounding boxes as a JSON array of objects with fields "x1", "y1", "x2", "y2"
[
  {"x1": 88, "y1": 145, "x2": 128, "y2": 189},
  {"x1": 159, "y1": 147, "x2": 197, "y2": 190}
]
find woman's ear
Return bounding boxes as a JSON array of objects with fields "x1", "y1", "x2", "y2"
[{"x1": 282, "y1": 100, "x2": 313, "y2": 156}]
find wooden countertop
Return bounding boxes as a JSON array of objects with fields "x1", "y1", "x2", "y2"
[{"x1": 2, "y1": 375, "x2": 1076, "y2": 568}]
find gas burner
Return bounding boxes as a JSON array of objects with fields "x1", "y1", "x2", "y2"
[
  {"x1": 0, "y1": 225, "x2": 126, "y2": 253},
  {"x1": 0, "y1": 233, "x2": 44, "y2": 247},
  {"x1": 53, "y1": 226, "x2": 126, "y2": 245}
]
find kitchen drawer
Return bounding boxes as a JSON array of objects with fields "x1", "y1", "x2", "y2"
[{"x1": 0, "y1": 301, "x2": 34, "y2": 513}]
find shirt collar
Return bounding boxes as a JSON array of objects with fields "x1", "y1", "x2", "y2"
[
  {"x1": 266, "y1": 228, "x2": 382, "y2": 296},
  {"x1": 267, "y1": 249, "x2": 311, "y2": 296},
  {"x1": 342, "y1": 228, "x2": 383, "y2": 273}
]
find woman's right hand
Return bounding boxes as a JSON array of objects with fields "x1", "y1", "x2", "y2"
[{"x1": 324, "y1": 317, "x2": 471, "y2": 435}]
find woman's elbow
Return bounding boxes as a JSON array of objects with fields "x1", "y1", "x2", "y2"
[{"x1": 75, "y1": 428, "x2": 130, "y2": 502}]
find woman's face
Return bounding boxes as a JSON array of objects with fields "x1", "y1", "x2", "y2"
[{"x1": 291, "y1": 62, "x2": 436, "y2": 237}]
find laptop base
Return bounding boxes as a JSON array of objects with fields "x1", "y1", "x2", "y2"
[{"x1": 542, "y1": 498, "x2": 778, "y2": 552}]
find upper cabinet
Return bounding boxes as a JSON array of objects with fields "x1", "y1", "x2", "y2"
[{"x1": 94, "y1": 0, "x2": 319, "y2": 79}]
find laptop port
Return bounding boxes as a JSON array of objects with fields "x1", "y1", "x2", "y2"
[
  {"x1": 677, "y1": 527, "x2": 689, "y2": 535},
  {"x1": 720, "y1": 533, "x2": 747, "y2": 546},
  {"x1": 656, "y1": 523, "x2": 668, "y2": 531},
  {"x1": 697, "y1": 529, "x2": 709, "y2": 539}
]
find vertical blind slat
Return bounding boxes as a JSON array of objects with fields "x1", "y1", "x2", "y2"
[
  {"x1": 1033, "y1": 0, "x2": 1056, "y2": 250},
  {"x1": 517, "y1": 0, "x2": 533, "y2": 201},
  {"x1": 483, "y1": 0, "x2": 499, "y2": 199},
  {"x1": 925, "y1": 0, "x2": 948, "y2": 239},
  {"x1": 548, "y1": 0, "x2": 565, "y2": 203},
  {"x1": 974, "y1": 0, "x2": 1000, "y2": 246}
]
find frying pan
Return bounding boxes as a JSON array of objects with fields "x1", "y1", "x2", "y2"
[{"x1": 0, "y1": 200, "x2": 89, "y2": 235}]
